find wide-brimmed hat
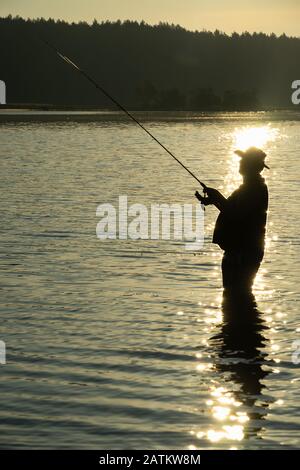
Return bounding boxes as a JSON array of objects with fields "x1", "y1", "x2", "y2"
[{"x1": 234, "y1": 147, "x2": 270, "y2": 169}]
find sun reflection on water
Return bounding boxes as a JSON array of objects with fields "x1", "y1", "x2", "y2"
[
  {"x1": 234, "y1": 126, "x2": 279, "y2": 151},
  {"x1": 193, "y1": 386, "x2": 249, "y2": 445}
]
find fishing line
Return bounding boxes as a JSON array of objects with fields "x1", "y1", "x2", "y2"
[{"x1": 41, "y1": 38, "x2": 207, "y2": 190}]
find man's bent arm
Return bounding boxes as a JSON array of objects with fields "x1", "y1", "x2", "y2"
[{"x1": 206, "y1": 188, "x2": 227, "y2": 212}]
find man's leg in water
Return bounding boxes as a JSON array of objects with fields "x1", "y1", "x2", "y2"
[{"x1": 222, "y1": 251, "x2": 262, "y2": 293}]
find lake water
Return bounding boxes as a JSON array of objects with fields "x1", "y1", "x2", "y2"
[{"x1": 0, "y1": 110, "x2": 300, "y2": 449}]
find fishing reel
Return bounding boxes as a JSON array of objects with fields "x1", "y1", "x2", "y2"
[{"x1": 195, "y1": 187, "x2": 209, "y2": 209}]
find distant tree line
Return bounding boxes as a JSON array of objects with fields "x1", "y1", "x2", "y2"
[
  {"x1": 136, "y1": 82, "x2": 259, "y2": 110},
  {"x1": 0, "y1": 16, "x2": 299, "y2": 110}
]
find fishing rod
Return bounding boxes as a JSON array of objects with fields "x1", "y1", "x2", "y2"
[{"x1": 41, "y1": 38, "x2": 207, "y2": 191}]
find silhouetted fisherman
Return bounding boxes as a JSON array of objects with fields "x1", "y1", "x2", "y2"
[{"x1": 196, "y1": 147, "x2": 269, "y2": 293}]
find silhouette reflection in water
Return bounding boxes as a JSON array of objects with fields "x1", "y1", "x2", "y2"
[{"x1": 207, "y1": 290, "x2": 270, "y2": 444}]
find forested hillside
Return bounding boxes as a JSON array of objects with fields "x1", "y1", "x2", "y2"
[{"x1": 0, "y1": 16, "x2": 299, "y2": 109}]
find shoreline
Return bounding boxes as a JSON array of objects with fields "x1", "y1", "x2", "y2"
[{"x1": 0, "y1": 104, "x2": 299, "y2": 113}]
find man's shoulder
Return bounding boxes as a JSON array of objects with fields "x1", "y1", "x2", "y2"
[{"x1": 239, "y1": 178, "x2": 268, "y2": 193}]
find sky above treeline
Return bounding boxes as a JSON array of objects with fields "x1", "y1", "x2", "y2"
[{"x1": 0, "y1": 0, "x2": 299, "y2": 36}]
